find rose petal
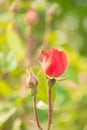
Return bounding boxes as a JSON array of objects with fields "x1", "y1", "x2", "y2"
[{"x1": 40, "y1": 48, "x2": 68, "y2": 78}]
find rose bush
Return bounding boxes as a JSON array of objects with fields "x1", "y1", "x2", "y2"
[{"x1": 40, "y1": 48, "x2": 68, "y2": 78}]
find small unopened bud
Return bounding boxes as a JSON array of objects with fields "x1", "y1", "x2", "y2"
[
  {"x1": 47, "y1": 79, "x2": 56, "y2": 88},
  {"x1": 0, "y1": 0, "x2": 4, "y2": 5},
  {"x1": 9, "y1": 1, "x2": 18, "y2": 13},
  {"x1": 47, "y1": 4, "x2": 58, "y2": 16},
  {"x1": 26, "y1": 69, "x2": 38, "y2": 88},
  {"x1": 24, "y1": 9, "x2": 39, "y2": 25}
]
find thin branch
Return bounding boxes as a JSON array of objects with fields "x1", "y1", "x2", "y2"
[
  {"x1": 37, "y1": 12, "x2": 51, "y2": 62},
  {"x1": 52, "y1": 121, "x2": 57, "y2": 130},
  {"x1": 41, "y1": 19, "x2": 51, "y2": 50},
  {"x1": 32, "y1": 96, "x2": 43, "y2": 130},
  {"x1": 47, "y1": 87, "x2": 52, "y2": 130}
]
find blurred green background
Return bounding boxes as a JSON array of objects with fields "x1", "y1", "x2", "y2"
[{"x1": 0, "y1": 0, "x2": 87, "y2": 130}]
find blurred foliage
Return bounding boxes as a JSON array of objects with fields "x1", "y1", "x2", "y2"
[{"x1": 0, "y1": 0, "x2": 87, "y2": 130}]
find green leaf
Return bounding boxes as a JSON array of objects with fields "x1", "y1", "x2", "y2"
[
  {"x1": 0, "y1": 81, "x2": 11, "y2": 96},
  {"x1": 37, "y1": 109, "x2": 47, "y2": 122},
  {"x1": 37, "y1": 71, "x2": 56, "y2": 104},
  {"x1": 6, "y1": 23, "x2": 25, "y2": 61},
  {"x1": 54, "y1": 84, "x2": 70, "y2": 107},
  {"x1": 12, "y1": 118, "x2": 22, "y2": 130},
  {"x1": 63, "y1": 66, "x2": 79, "y2": 83},
  {"x1": 0, "y1": 107, "x2": 16, "y2": 127},
  {"x1": 0, "y1": 101, "x2": 16, "y2": 127},
  {"x1": 0, "y1": 101, "x2": 13, "y2": 112},
  {"x1": 0, "y1": 13, "x2": 13, "y2": 23},
  {"x1": 0, "y1": 52, "x2": 17, "y2": 73}
]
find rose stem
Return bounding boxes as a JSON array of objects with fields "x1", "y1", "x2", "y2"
[
  {"x1": 47, "y1": 87, "x2": 52, "y2": 130},
  {"x1": 42, "y1": 18, "x2": 50, "y2": 50},
  {"x1": 52, "y1": 121, "x2": 56, "y2": 130},
  {"x1": 32, "y1": 96, "x2": 43, "y2": 130},
  {"x1": 26, "y1": 25, "x2": 34, "y2": 67},
  {"x1": 37, "y1": 13, "x2": 51, "y2": 62}
]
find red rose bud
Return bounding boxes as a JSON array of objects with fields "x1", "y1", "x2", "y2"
[
  {"x1": 26, "y1": 69, "x2": 38, "y2": 88},
  {"x1": 24, "y1": 9, "x2": 38, "y2": 24},
  {"x1": 40, "y1": 48, "x2": 68, "y2": 78}
]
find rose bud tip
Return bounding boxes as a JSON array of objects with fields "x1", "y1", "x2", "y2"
[
  {"x1": 26, "y1": 68, "x2": 38, "y2": 88},
  {"x1": 41, "y1": 50, "x2": 49, "y2": 58}
]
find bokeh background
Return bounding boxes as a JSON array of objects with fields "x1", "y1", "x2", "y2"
[{"x1": 0, "y1": 0, "x2": 87, "y2": 130}]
